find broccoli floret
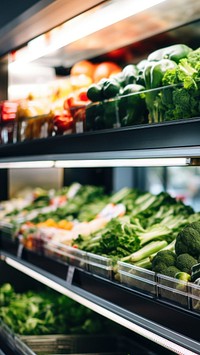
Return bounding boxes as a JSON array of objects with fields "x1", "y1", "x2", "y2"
[
  {"x1": 176, "y1": 253, "x2": 198, "y2": 274},
  {"x1": 151, "y1": 250, "x2": 184, "y2": 278},
  {"x1": 164, "y1": 266, "x2": 181, "y2": 278},
  {"x1": 187, "y1": 48, "x2": 200, "y2": 69},
  {"x1": 161, "y1": 49, "x2": 200, "y2": 121},
  {"x1": 175, "y1": 221, "x2": 200, "y2": 258},
  {"x1": 151, "y1": 250, "x2": 177, "y2": 274},
  {"x1": 152, "y1": 262, "x2": 168, "y2": 274}
]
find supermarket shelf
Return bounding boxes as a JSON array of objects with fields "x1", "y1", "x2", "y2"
[
  {"x1": 1, "y1": 118, "x2": 200, "y2": 162},
  {"x1": 0, "y1": 249, "x2": 199, "y2": 355}
]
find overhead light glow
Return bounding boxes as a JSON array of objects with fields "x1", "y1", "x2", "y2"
[{"x1": 9, "y1": 0, "x2": 166, "y2": 68}]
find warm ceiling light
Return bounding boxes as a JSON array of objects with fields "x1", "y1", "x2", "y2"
[{"x1": 9, "y1": 0, "x2": 166, "y2": 68}]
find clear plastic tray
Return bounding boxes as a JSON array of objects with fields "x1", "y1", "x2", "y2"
[
  {"x1": 44, "y1": 240, "x2": 114, "y2": 278},
  {"x1": 0, "y1": 120, "x2": 15, "y2": 144},
  {"x1": 15, "y1": 334, "x2": 125, "y2": 355},
  {"x1": 188, "y1": 282, "x2": 200, "y2": 313},
  {"x1": 117, "y1": 261, "x2": 156, "y2": 295},
  {"x1": 44, "y1": 240, "x2": 87, "y2": 269},
  {"x1": 86, "y1": 83, "x2": 200, "y2": 131},
  {"x1": 16, "y1": 113, "x2": 55, "y2": 142},
  {"x1": 0, "y1": 222, "x2": 19, "y2": 255},
  {"x1": 15, "y1": 336, "x2": 35, "y2": 355},
  {"x1": 0, "y1": 319, "x2": 145, "y2": 355},
  {"x1": 19, "y1": 231, "x2": 46, "y2": 254},
  {"x1": 86, "y1": 252, "x2": 114, "y2": 280},
  {"x1": 0, "y1": 221, "x2": 16, "y2": 240},
  {"x1": 157, "y1": 274, "x2": 189, "y2": 308},
  {"x1": 0, "y1": 320, "x2": 16, "y2": 351}
]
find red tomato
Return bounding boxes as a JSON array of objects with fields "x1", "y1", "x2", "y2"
[{"x1": 78, "y1": 90, "x2": 90, "y2": 102}]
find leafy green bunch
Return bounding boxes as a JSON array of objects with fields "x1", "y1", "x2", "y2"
[
  {"x1": 0, "y1": 284, "x2": 106, "y2": 336},
  {"x1": 161, "y1": 47, "x2": 200, "y2": 121}
]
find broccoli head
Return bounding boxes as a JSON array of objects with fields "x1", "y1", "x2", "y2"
[
  {"x1": 161, "y1": 49, "x2": 200, "y2": 121},
  {"x1": 176, "y1": 253, "x2": 198, "y2": 274},
  {"x1": 151, "y1": 250, "x2": 177, "y2": 274},
  {"x1": 164, "y1": 266, "x2": 181, "y2": 278},
  {"x1": 187, "y1": 48, "x2": 200, "y2": 69},
  {"x1": 175, "y1": 221, "x2": 200, "y2": 258}
]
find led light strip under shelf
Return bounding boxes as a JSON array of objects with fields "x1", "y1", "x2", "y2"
[{"x1": 0, "y1": 158, "x2": 193, "y2": 168}]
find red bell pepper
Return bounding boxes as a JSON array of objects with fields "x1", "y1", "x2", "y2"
[{"x1": 54, "y1": 110, "x2": 73, "y2": 133}]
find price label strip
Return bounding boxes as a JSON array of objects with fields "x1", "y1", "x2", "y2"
[
  {"x1": 17, "y1": 243, "x2": 24, "y2": 258},
  {"x1": 66, "y1": 265, "x2": 75, "y2": 284}
]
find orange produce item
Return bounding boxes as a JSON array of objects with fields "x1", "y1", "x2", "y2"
[
  {"x1": 70, "y1": 74, "x2": 92, "y2": 89},
  {"x1": 70, "y1": 60, "x2": 95, "y2": 79},
  {"x1": 93, "y1": 62, "x2": 121, "y2": 82},
  {"x1": 37, "y1": 219, "x2": 73, "y2": 230}
]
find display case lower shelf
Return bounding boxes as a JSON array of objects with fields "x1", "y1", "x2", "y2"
[
  {"x1": 0, "y1": 249, "x2": 199, "y2": 355},
  {"x1": 0, "y1": 320, "x2": 131, "y2": 355}
]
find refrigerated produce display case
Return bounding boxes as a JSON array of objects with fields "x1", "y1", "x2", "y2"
[{"x1": 0, "y1": 1, "x2": 200, "y2": 354}]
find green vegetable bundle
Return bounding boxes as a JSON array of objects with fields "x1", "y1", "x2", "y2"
[
  {"x1": 86, "y1": 64, "x2": 148, "y2": 130},
  {"x1": 73, "y1": 189, "x2": 194, "y2": 266},
  {"x1": 86, "y1": 44, "x2": 200, "y2": 128},
  {"x1": 143, "y1": 44, "x2": 200, "y2": 123},
  {"x1": 0, "y1": 284, "x2": 106, "y2": 336}
]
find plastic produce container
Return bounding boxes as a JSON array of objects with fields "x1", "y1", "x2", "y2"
[
  {"x1": 0, "y1": 320, "x2": 136, "y2": 355},
  {"x1": 53, "y1": 106, "x2": 88, "y2": 136},
  {"x1": 86, "y1": 98, "x2": 124, "y2": 131},
  {"x1": 44, "y1": 240, "x2": 114, "y2": 278},
  {"x1": 0, "y1": 101, "x2": 18, "y2": 144},
  {"x1": 16, "y1": 113, "x2": 55, "y2": 141},
  {"x1": 157, "y1": 274, "x2": 189, "y2": 308},
  {"x1": 69, "y1": 104, "x2": 87, "y2": 133},
  {"x1": 44, "y1": 240, "x2": 87, "y2": 269},
  {"x1": 117, "y1": 261, "x2": 157, "y2": 296},
  {"x1": 86, "y1": 252, "x2": 114, "y2": 280},
  {"x1": 19, "y1": 229, "x2": 46, "y2": 254},
  {"x1": 85, "y1": 83, "x2": 200, "y2": 131},
  {"x1": 0, "y1": 221, "x2": 16, "y2": 240},
  {"x1": 0, "y1": 320, "x2": 16, "y2": 352},
  {"x1": 188, "y1": 281, "x2": 200, "y2": 313},
  {"x1": 0, "y1": 119, "x2": 16, "y2": 144},
  {"x1": 0, "y1": 222, "x2": 19, "y2": 255},
  {"x1": 15, "y1": 334, "x2": 124, "y2": 355}
]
